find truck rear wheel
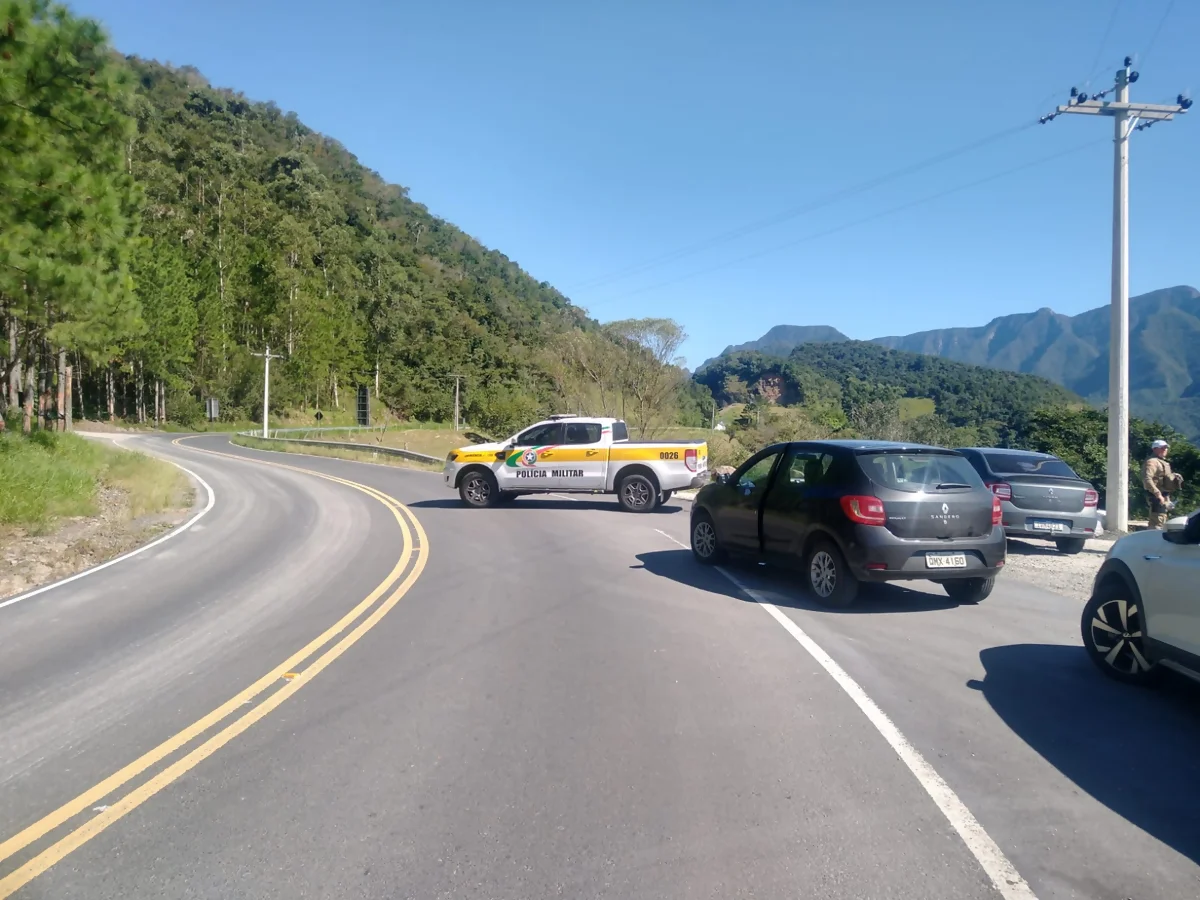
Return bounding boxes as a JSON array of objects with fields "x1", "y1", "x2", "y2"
[
  {"x1": 459, "y1": 469, "x2": 499, "y2": 508},
  {"x1": 618, "y1": 473, "x2": 659, "y2": 513}
]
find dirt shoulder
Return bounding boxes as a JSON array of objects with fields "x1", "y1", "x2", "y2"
[{"x1": 0, "y1": 434, "x2": 196, "y2": 601}]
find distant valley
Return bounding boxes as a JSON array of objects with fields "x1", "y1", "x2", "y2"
[{"x1": 704, "y1": 286, "x2": 1200, "y2": 440}]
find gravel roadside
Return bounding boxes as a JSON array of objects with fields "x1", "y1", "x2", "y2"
[{"x1": 1000, "y1": 536, "x2": 1112, "y2": 602}]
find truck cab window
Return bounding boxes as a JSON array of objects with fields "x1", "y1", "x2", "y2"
[
  {"x1": 514, "y1": 423, "x2": 563, "y2": 446},
  {"x1": 564, "y1": 422, "x2": 602, "y2": 444}
]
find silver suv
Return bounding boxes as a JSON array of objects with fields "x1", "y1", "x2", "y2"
[{"x1": 955, "y1": 448, "x2": 1099, "y2": 554}]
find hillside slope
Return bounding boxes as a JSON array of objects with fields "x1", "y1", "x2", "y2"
[
  {"x1": 695, "y1": 342, "x2": 1080, "y2": 444},
  {"x1": 705, "y1": 287, "x2": 1200, "y2": 439},
  {"x1": 706, "y1": 325, "x2": 849, "y2": 368},
  {"x1": 875, "y1": 286, "x2": 1200, "y2": 439},
  {"x1": 125, "y1": 59, "x2": 595, "y2": 423}
]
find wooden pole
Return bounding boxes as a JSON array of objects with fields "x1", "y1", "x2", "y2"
[
  {"x1": 64, "y1": 364, "x2": 73, "y2": 431},
  {"x1": 56, "y1": 349, "x2": 66, "y2": 432}
]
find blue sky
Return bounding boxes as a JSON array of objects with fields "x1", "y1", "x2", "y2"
[{"x1": 73, "y1": 0, "x2": 1198, "y2": 368}]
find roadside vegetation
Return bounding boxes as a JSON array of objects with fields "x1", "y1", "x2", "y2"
[{"x1": 0, "y1": 428, "x2": 190, "y2": 534}]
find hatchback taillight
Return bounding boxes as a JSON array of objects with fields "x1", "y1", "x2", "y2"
[
  {"x1": 987, "y1": 481, "x2": 1012, "y2": 501},
  {"x1": 992, "y1": 496, "x2": 1003, "y2": 526},
  {"x1": 1083, "y1": 489, "x2": 1098, "y2": 508},
  {"x1": 840, "y1": 495, "x2": 886, "y2": 526}
]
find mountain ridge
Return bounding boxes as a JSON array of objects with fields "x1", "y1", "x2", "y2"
[{"x1": 703, "y1": 286, "x2": 1200, "y2": 439}]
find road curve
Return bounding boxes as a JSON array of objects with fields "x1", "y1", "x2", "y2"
[{"x1": 1, "y1": 433, "x2": 1196, "y2": 899}]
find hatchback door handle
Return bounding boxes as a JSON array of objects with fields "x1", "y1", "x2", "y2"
[{"x1": 1143, "y1": 555, "x2": 1161, "y2": 561}]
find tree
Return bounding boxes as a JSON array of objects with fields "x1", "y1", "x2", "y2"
[
  {"x1": 607, "y1": 318, "x2": 687, "y2": 439},
  {"x1": 0, "y1": 0, "x2": 142, "y2": 430}
]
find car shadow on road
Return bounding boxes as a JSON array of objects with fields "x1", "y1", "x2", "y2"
[
  {"x1": 408, "y1": 498, "x2": 683, "y2": 514},
  {"x1": 971, "y1": 643, "x2": 1200, "y2": 865},
  {"x1": 634, "y1": 550, "x2": 962, "y2": 613}
]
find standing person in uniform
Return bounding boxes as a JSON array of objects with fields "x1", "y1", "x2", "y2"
[{"x1": 1142, "y1": 439, "x2": 1184, "y2": 529}]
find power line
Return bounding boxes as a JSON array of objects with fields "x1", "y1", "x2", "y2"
[
  {"x1": 1141, "y1": 0, "x2": 1176, "y2": 67},
  {"x1": 565, "y1": 121, "x2": 1036, "y2": 293},
  {"x1": 1086, "y1": 0, "x2": 1124, "y2": 86},
  {"x1": 580, "y1": 138, "x2": 1105, "y2": 310}
]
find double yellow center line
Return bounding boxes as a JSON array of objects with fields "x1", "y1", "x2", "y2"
[{"x1": 0, "y1": 438, "x2": 429, "y2": 897}]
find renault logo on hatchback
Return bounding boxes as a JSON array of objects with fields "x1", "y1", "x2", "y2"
[{"x1": 941, "y1": 502, "x2": 949, "y2": 515}]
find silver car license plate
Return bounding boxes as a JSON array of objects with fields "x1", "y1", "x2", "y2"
[
  {"x1": 1029, "y1": 519, "x2": 1069, "y2": 533},
  {"x1": 926, "y1": 552, "x2": 967, "y2": 569}
]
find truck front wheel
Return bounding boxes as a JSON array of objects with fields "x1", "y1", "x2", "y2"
[
  {"x1": 459, "y1": 469, "x2": 499, "y2": 508},
  {"x1": 618, "y1": 473, "x2": 659, "y2": 513}
]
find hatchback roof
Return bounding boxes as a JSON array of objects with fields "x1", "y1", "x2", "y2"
[
  {"x1": 958, "y1": 446, "x2": 1057, "y2": 457},
  {"x1": 801, "y1": 439, "x2": 956, "y2": 452}
]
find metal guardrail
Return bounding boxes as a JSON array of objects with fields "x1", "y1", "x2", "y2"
[{"x1": 237, "y1": 429, "x2": 443, "y2": 465}]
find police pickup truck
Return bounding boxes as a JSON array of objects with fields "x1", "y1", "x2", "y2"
[{"x1": 444, "y1": 415, "x2": 709, "y2": 512}]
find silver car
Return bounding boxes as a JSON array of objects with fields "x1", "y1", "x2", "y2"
[{"x1": 955, "y1": 447, "x2": 1099, "y2": 554}]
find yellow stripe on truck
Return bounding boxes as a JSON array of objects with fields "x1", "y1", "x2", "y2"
[
  {"x1": 452, "y1": 443, "x2": 708, "y2": 465},
  {"x1": 609, "y1": 444, "x2": 708, "y2": 463}
]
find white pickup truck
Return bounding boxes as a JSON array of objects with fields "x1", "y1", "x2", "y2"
[{"x1": 443, "y1": 415, "x2": 709, "y2": 512}]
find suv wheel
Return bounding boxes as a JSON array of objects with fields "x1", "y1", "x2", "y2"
[
  {"x1": 690, "y1": 511, "x2": 725, "y2": 565},
  {"x1": 805, "y1": 541, "x2": 859, "y2": 608},
  {"x1": 1081, "y1": 579, "x2": 1161, "y2": 685},
  {"x1": 459, "y1": 469, "x2": 499, "y2": 508},
  {"x1": 618, "y1": 474, "x2": 659, "y2": 513},
  {"x1": 1055, "y1": 537, "x2": 1086, "y2": 555},
  {"x1": 943, "y1": 577, "x2": 995, "y2": 604}
]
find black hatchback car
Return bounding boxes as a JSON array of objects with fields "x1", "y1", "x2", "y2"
[{"x1": 690, "y1": 440, "x2": 1006, "y2": 607}]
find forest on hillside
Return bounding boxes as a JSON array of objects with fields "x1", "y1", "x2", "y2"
[
  {"x1": 0, "y1": 1, "x2": 706, "y2": 439},
  {"x1": 696, "y1": 342, "x2": 1080, "y2": 446}
]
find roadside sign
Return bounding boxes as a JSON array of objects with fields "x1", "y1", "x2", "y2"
[
  {"x1": 356, "y1": 385, "x2": 369, "y2": 427},
  {"x1": 205, "y1": 398, "x2": 219, "y2": 422}
]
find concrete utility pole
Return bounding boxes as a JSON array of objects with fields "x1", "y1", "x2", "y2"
[
  {"x1": 449, "y1": 374, "x2": 464, "y2": 431},
  {"x1": 1041, "y1": 58, "x2": 1190, "y2": 532},
  {"x1": 251, "y1": 345, "x2": 285, "y2": 438}
]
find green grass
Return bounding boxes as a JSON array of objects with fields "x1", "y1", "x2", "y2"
[
  {"x1": 899, "y1": 397, "x2": 936, "y2": 421},
  {"x1": 231, "y1": 435, "x2": 443, "y2": 472},
  {"x1": 0, "y1": 429, "x2": 191, "y2": 532}
]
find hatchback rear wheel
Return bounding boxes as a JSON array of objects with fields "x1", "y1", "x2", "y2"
[
  {"x1": 943, "y1": 576, "x2": 995, "y2": 604},
  {"x1": 805, "y1": 541, "x2": 858, "y2": 608}
]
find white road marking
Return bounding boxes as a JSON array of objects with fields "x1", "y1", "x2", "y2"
[
  {"x1": 653, "y1": 528, "x2": 1037, "y2": 900},
  {"x1": 0, "y1": 455, "x2": 217, "y2": 611}
]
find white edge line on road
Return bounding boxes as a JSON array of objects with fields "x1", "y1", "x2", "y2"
[
  {"x1": 0, "y1": 456, "x2": 217, "y2": 611},
  {"x1": 653, "y1": 528, "x2": 1038, "y2": 900}
]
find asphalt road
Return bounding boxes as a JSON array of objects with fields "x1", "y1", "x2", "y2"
[{"x1": 1, "y1": 433, "x2": 1197, "y2": 899}]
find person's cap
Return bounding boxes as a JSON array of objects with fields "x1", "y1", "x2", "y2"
[{"x1": 1151, "y1": 439, "x2": 1169, "y2": 450}]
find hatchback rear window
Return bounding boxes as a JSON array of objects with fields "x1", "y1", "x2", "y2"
[
  {"x1": 982, "y1": 452, "x2": 1078, "y2": 478},
  {"x1": 857, "y1": 452, "x2": 984, "y2": 494}
]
